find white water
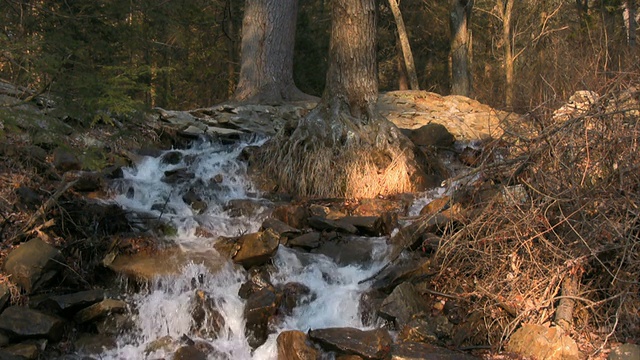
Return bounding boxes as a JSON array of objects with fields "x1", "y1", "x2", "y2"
[{"x1": 102, "y1": 137, "x2": 392, "y2": 360}]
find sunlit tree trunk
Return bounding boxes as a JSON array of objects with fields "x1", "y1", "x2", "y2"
[
  {"x1": 623, "y1": 0, "x2": 636, "y2": 48},
  {"x1": 225, "y1": 0, "x2": 239, "y2": 98},
  {"x1": 498, "y1": 0, "x2": 514, "y2": 109},
  {"x1": 255, "y1": 0, "x2": 443, "y2": 198},
  {"x1": 449, "y1": 0, "x2": 473, "y2": 96},
  {"x1": 233, "y1": 0, "x2": 311, "y2": 103},
  {"x1": 388, "y1": 0, "x2": 420, "y2": 90}
]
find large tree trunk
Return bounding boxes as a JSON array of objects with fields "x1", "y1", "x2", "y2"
[
  {"x1": 388, "y1": 0, "x2": 420, "y2": 90},
  {"x1": 498, "y1": 0, "x2": 514, "y2": 109},
  {"x1": 254, "y1": 0, "x2": 443, "y2": 198},
  {"x1": 233, "y1": 0, "x2": 312, "y2": 103},
  {"x1": 449, "y1": 0, "x2": 473, "y2": 97}
]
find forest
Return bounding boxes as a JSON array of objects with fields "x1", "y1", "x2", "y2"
[{"x1": 0, "y1": 0, "x2": 639, "y2": 360}]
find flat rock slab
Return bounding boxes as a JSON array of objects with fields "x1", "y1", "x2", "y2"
[
  {"x1": 39, "y1": 289, "x2": 104, "y2": 313},
  {"x1": 74, "y1": 299, "x2": 127, "y2": 324},
  {"x1": 244, "y1": 288, "x2": 280, "y2": 349},
  {"x1": 277, "y1": 330, "x2": 318, "y2": 360},
  {"x1": 379, "y1": 282, "x2": 429, "y2": 329},
  {"x1": 233, "y1": 229, "x2": 280, "y2": 268},
  {"x1": 0, "y1": 306, "x2": 65, "y2": 341},
  {"x1": 308, "y1": 327, "x2": 392, "y2": 359},
  {"x1": 3, "y1": 238, "x2": 61, "y2": 294}
]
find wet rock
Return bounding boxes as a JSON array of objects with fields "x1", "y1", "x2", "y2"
[
  {"x1": 233, "y1": 229, "x2": 280, "y2": 268},
  {"x1": 386, "y1": 214, "x2": 452, "y2": 260},
  {"x1": 190, "y1": 290, "x2": 225, "y2": 339},
  {"x1": 277, "y1": 330, "x2": 318, "y2": 360},
  {"x1": 397, "y1": 315, "x2": 453, "y2": 345},
  {"x1": 351, "y1": 198, "x2": 408, "y2": 217},
  {"x1": 69, "y1": 171, "x2": 104, "y2": 192},
  {"x1": 312, "y1": 236, "x2": 376, "y2": 266},
  {"x1": 308, "y1": 327, "x2": 392, "y2": 359},
  {"x1": 0, "y1": 349, "x2": 30, "y2": 360},
  {"x1": 339, "y1": 216, "x2": 380, "y2": 236},
  {"x1": 506, "y1": 324, "x2": 581, "y2": 360},
  {"x1": 378, "y1": 282, "x2": 428, "y2": 329},
  {"x1": 390, "y1": 342, "x2": 477, "y2": 360},
  {"x1": 225, "y1": 199, "x2": 267, "y2": 217},
  {"x1": 419, "y1": 196, "x2": 450, "y2": 216},
  {"x1": 359, "y1": 290, "x2": 386, "y2": 327},
  {"x1": 162, "y1": 168, "x2": 195, "y2": 184},
  {"x1": 238, "y1": 266, "x2": 275, "y2": 299},
  {"x1": 376, "y1": 211, "x2": 399, "y2": 236},
  {"x1": 161, "y1": 151, "x2": 183, "y2": 165},
  {"x1": 308, "y1": 216, "x2": 357, "y2": 234},
  {"x1": 336, "y1": 356, "x2": 363, "y2": 360},
  {"x1": 3, "y1": 238, "x2": 62, "y2": 294},
  {"x1": 53, "y1": 148, "x2": 81, "y2": 172},
  {"x1": 144, "y1": 335, "x2": 176, "y2": 355},
  {"x1": 371, "y1": 254, "x2": 432, "y2": 293},
  {"x1": 182, "y1": 190, "x2": 207, "y2": 214},
  {"x1": 0, "y1": 306, "x2": 65, "y2": 341},
  {"x1": 74, "y1": 299, "x2": 127, "y2": 324},
  {"x1": 287, "y1": 232, "x2": 321, "y2": 250},
  {"x1": 261, "y1": 218, "x2": 301, "y2": 238},
  {"x1": 174, "y1": 345, "x2": 207, "y2": 360},
  {"x1": 3, "y1": 342, "x2": 40, "y2": 359},
  {"x1": 74, "y1": 334, "x2": 117, "y2": 354},
  {"x1": 278, "y1": 282, "x2": 313, "y2": 315},
  {"x1": 244, "y1": 287, "x2": 280, "y2": 349},
  {"x1": 408, "y1": 123, "x2": 455, "y2": 148},
  {"x1": 272, "y1": 204, "x2": 309, "y2": 229},
  {"x1": 95, "y1": 313, "x2": 135, "y2": 336},
  {"x1": 609, "y1": 343, "x2": 640, "y2": 360},
  {"x1": 38, "y1": 289, "x2": 104, "y2": 314}
]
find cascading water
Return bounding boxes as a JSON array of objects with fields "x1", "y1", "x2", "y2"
[{"x1": 101, "y1": 136, "x2": 393, "y2": 359}]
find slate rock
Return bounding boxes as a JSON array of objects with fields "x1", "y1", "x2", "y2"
[
  {"x1": 339, "y1": 216, "x2": 380, "y2": 236},
  {"x1": 277, "y1": 330, "x2": 318, "y2": 360},
  {"x1": 308, "y1": 327, "x2": 392, "y2": 359},
  {"x1": 0, "y1": 349, "x2": 27, "y2": 360},
  {"x1": 308, "y1": 216, "x2": 357, "y2": 234},
  {"x1": 378, "y1": 282, "x2": 428, "y2": 329},
  {"x1": 3, "y1": 238, "x2": 61, "y2": 294},
  {"x1": 161, "y1": 151, "x2": 183, "y2": 165},
  {"x1": 390, "y1": 342, "x2": 477, "y2": 360},
  {"x1": 74, "y1": 334, "x2": 117, "y2": 354},
  {"x1": 38, "y1": 289, "x2": 104, "y2": 314},
  {"x1": 288, "y1": 232, "x2": 321, "y2": 250},
  {"x1": 278, "y1": 282, "x2": 313, "y2": 316},
  {"x1": 238, "y1": 266, "x2": 274, "y2": 300},
  {"x1": 261, "y1": 218, "x2": 301, "y2": 237},
  {"x1": 311, "y1": 236, "x2": 377, "y2": 266},
  {"x1": 271, "y1": 204, "x2": 309, "y2": 229},
  {"x1": 0, "y1": 306, "x2": 65, "y2": 341},
  {"x1": 233, "y1": 229, "x2": 280, "y2": 269},
  {"x1": 190, "y1": 290, "x2": 225, "y2": 339},
  {"x1": 243, "y1": 288, "x2": 280, "y2": 349},
  {"x1": 397, "y1": 315, "x2": 453, "y2": 345},
  {"x1": 4, "y1": 342, "x2": 40, "y2": 360},
  {"x1": 74, "y1": 299, "x2": 127, "y2": 324}
]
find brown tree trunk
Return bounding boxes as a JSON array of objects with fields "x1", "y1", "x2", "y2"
[
  {"x1": 397, "y1": 43, "x2": 409, "y2": 90},
  {"x1": 254, "y1": 0, "x2": 443, "y2": 198},
  {"x1": 233, "y1": 0, "x2": 312, "y2": 103},
  {"x1": 449, "y1": 0, "x2": 473, "y2": 97},
  {"x1": 388, "y1": 0, "x2": 420, "y2": 90},
  {"x1": 498, "y1": 0, "x2": 514, "y2": 109},
  {"x1": 225, "y1": 0, "x2": 239, "y2": 98},
  {"x1": 623, "y1": 0, "x2": 636, "y2": 48}
]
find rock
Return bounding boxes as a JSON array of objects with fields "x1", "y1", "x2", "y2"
[
  {"x1": 244, "y1": 287, "x2": 280, "y2": 349},
  {"x1": 408, "y1": 123, "x2": 455, "y2": 148},
  {"x1": 506, "y1": 324, "x2": 581, "y2": 360},
  {"x1": 95, "y1": 313, "x2": 135, "y2": 336},
  {"x1": 397, "y1": 315, "x2": 453, "y2": 345},
  {"x1": 38, "y1": 289, "x2": 104, "y2": 314},
  {"x1": 376, "y1": 211, "x2": 399, "y2": 236},
  {"x1": 233, "y1": 229, "x2": 280, "y2": 268},
  {"x1": 278, "y1": 282, "x2": 313, "y2": 315},
  {"x1": 3, "y1": 238, "x2": 62, "y2": 294},
  {"x1": 161, "y1": 151, "x2": 183, "y2": 165},
  {"x1": 74, "y1": 299, "x2": 127, "y2": 324},
  {"x1": 262, "y1": 218, "x2": 301, "y2": 238},
  {"x1": 419, "y1": 196, "x2": 450, "y2": 216},
  {"x1": 0, "y1": 306, "x2": 65, "y2": 341},
  {"x1": 308, "y1": 327, "x2": 392, "y2": 359},
  {"x1": 162, "y1": 168, "x2": 195, "y2": 184},
  {"x1": 238, "y1": 266, "x2": 275, "y2": 300},
  {"x1": 277, "y1": 330, "x2": 318, "y2": 360},
  {"x1": 351, "y1": 198, "x2": 407, "y2": 217},
  {"x1": 371, "y1": 254, "x2": 432, "y2": 293},
  {"x1": 0, "y1": 283, "x2": 11, "y2": 311},
  {"x1": 308, "y1": 216, "x2": 357, "y2": 234},
  {"x1": 74, "y1": 334, "x2": 117, "y2": 354},
  {"x1": 225, "y1": 199, "x2": 267, "y2": 217},
  {"x1": 287, "y1": 232, "x2": 321, "y2": 250},
  {"x1": 69, "y1": 171, "x2": 104, "y2": 192},
  {"x1": 182, "y1": 190, "x2": 207, "y2": 214},
  {"x1": 609, "y1": 343, "x2": 640, "y2": 360},
  {"x1": 52, "y1": 148, "x2": 82, "y2": 172},
  {"x1": 0, "y1": 349, "x2": 30, "y2": 360},
  {"x1": 359, "y1": 290, "x2": 387, "y2": 327},
  {"x1": 390, "y1": 342, "x2": 477, "y2": 360},
  {"x1": 272, "y1": 204, "x2": 309, "y2": 229},
  {"x1": 311, "y1": 236, "x2": 377, "y2": 266},
  {"x1": 378, "y1": 282, "x2": 429, "y2": 329},
  {"x1": 173, "y1": 345, "x2": 207, "y2": 360},
  {"x1": 339, "y1": 216, "x2": 380, "y2": 236},
  {"x1": 190, "y1": 290, "x2": 225, "y2": 339},
  {"x1": 144, "y1": 335, "x2": 176, "y2": 355},
  {"x1": 3, "y1": 342, "x2": 40, "y2": 359},
  {"x1": 15, "y1": 187, "x2": 41, "y2": 211}
]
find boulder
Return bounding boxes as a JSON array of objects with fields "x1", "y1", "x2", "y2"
[
  {"x1": 261, "y1": 218, "x2": 301, "y2": 238},
  {"x1": 397, "y1": 315, "x2": 453, "y2": 345},
  {"x1": 609, "y1": 343, "x2": 640, "y2": 360},
  {"x1": 3, "y1": 342, "x2": 40, "y2": 359},
  {"x1": 278, "y1": 282, "x2": 313, "y2": 315},
  {"x1": 0, "y1": 306, "x2": 65, "y2": 341},
  {"x1": 390, "y1": 342, "x2": 477, "y2": 360},
  {"x1": 271, "y1": 204, "x2": 309, "y2": 229},
  {"x1": 0, "y1": 349, "x2": 29, "y2": 360},
  {"x1": 173, "y1": 345, "x2": 207, "y2": 360},
  {"x1": 225, "y1": 199, "x2": 267, "y2": 217},
  {"x1": 378, "y1": 282, "x2": 428, "y2": 329},
  {"x1": 233, "y1": 229, "x2": 280, "y2": 268},
  {"x1": 244, "y1": 287, "x2": 280, "y2": 349},
  {"x1": 407, "y1": 123, "x2": 455, "y2": 148},
  {"x1": 506, "y1": 324, "x2": 581, "y2": 360},
  {"x1": 160, "y1": 151, "x2": 183, "y2": 165},
  {"x1": 308, "y1": 216, "x2": 357, "y2": 234},
  {"x1": 52, "y1": 148, "x2": 81, "y2": 172},
  {"x1": 74, "y1": 334, "x2": 117, "y2": 354},
  {"x1": 287, "y1": 232, "x2": 321, "y2": 250},
  {"x1": 74, "y1": 299, "x2": 127, "y2": 324},
  {"x1": 311, "y1": 236, "x2": 377, "y2": 266},
  {"x1": 339, "y1": 216, "x2": 380, "y2": 236},
  {"x1": 238, "y1": 266, "x2": 275, "y2": 300},
  {"x1": 38, "y1": 289, "x2": 104, "y2": 314},
  {"x1": 308, "y1": 327, "x2": 392, "y2": 359},
  {"x1": 69, "y1": 171, "x2": 104, "y2": 192},
  {"x1": 190, "y1": 290, "x2": 225, "y2": 339},
  {"x1": 3, "y1": 238, "x2": 61, "y2": 294},
  {"x1": 371, "y1": 254, "x2": 432, "y2": 293},
  {"x1": 277, "y1": 330, "x2": 318, "y2": 360},
  {"x1": 0, "y1": 283, "x2": 11, "y2": 311}
]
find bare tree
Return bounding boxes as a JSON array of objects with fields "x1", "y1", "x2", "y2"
[
  {"x1": 497, "y1": 0, "x2": 515, "y2": 109},
  {"x1": 388, "y1": 0, "x2": 420, "y2": 90},
  {"x1": 233, "y1": 0, "x2": 312, "y2": 103},
  {"x1": 255, "y1": 0, "x2": 442, "y2": 198},
  {"x1": 449, "y1": 0, "x2": 474, "y2": 96}
]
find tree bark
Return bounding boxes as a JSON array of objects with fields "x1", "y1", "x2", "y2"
[
  {"x1": 623, "y1": 0, "x2": 636, "y2": 48},
  {"x1": 388, "y1": 0, "x2": 420, "y2": 90},
  {"x1": 449, "y1": 0, "x2": 473, "y2": 97},
  {"x1": 254, "y1": 0, "x2": 444, "y2": 198},
  {"x1": 498, "y1": 0, "x2": 514, "y2": 109},
  {"x1": 233, "y1": 0, "x2": 312, "y2": 103}
]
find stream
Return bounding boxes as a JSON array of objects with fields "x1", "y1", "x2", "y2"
[{"x1": 102, "y1": 136, "x2": 440, "y2": 359}]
